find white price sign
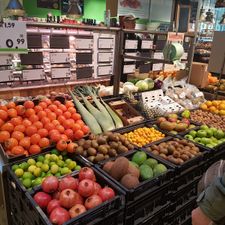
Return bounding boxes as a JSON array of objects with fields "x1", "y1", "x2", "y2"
[{"x1": 0, "y1": 21, "x2": 27, "y2": 53}]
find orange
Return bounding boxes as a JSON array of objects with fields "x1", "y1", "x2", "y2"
[
  {"x1": 7, "y1": 108, "x2": 17, "y2": 118},
  {"x1": 19, "y1": 137, "x2": 31, "y2": 149},
  {"x1": 209, "y1": 106, "x2": 217, "y2": 113},
  {"x1": 200, "y1": 103, "x2": 208, "y2": 110},
  {"x1": 11, "y1": 131, "x2": 24, "y2": 141},
  {"x1": 25, "y1": 125, "x2": 37, "y2": 137},
  {"x1": 1, "y1": 122, "x2": 14, "y2": 133},
  {"x1": 0, "y1": 131, "x2": 10, "y2": 142},
  {"x1": 205, "y1": 101, "x2": 213, "y2": 107},
  {"x1": 0, "y1": 110, "x2": 8, "y2": 121},
  {"x1": 219, "y1": 103, "x2": 225, "y2": 110},
  {"x1": 29, "y1": 145, "x2": 41, "y2": 155},
  {"x1": 11, "y1": 146, "x2": 24, "y2": 155},
  {"x1": 219, "y1": 110, "x2": 225, "y2": 116},
  {"x1": 39, "y1": 138, "x2": 50, "y2": 148},
  {"x1": 30, "y1": 134, "x2": 41, "y2": 145},
  {"x1": 4, "y1": 138, "x2": 18, "y2": 150}
]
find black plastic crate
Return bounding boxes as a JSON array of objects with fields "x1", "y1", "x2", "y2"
[
  {"x1": 165, "y1": 199, "x2": 197, "y2": 225},
  {"x1": 22, "y1": 167, "x2": 125, "y2": 225},
  {"x1": 95, "y1": 150, "x2": 174, "y2": 207},
  {"x1": 169, "y1": 178, "x2": 200, "y2": 212}
]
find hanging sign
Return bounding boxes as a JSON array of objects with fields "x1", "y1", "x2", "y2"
[{"x1": 0, "y1": 21, "x2": 27, "y2": 54}]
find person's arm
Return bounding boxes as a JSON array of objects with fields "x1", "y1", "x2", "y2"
[{"x1": 197, "y1": 173, "x2": 225, "y2": 224}]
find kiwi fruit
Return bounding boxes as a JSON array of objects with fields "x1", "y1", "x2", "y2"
[
  {"x1": 104, "y1": 155, "x2": 110, "y2": 160},
  {"x1": 120, "y1": 174, "x2": 140, "y2": 189},
  {"x1": 78, "y1": 139, "x2": 86, "y2": 146},
  {"x1": 127, "y1": 144, "x2": 134, "y2": 150},
  {"x1": 152, "y1": 150, "x2": 159, "y2": 155},
  {"x1": 75, "y1": 146, "x2": 84, "y2": 155},
  {"x1": 110, "y1": 157, "x2": 129, "y2": 180},
  {"x1": 103, "y1": 161, "x2": 114, "y2": 174},
  {"x1": 117, "y1": 146, "x2": 128, "y2": 154},
  {"x1": 127, "y1": 163, "x2": 140, "y2": 178},
  {"x1": 94, "y1": 154, "x2": 105, "y2": 162},
  {"x1": 87, "y1": 156, "x2": 95, "y2": 162},
  {"x1": 98, "y1": 145, "x2": 108, "y2": 154},
  {"x1": 91, "y1": 140, "x2": 99, "y2": 148},
  {"x1": 83, "y1": 140, "x2": 92, "y2": 149},
  {"x1": 87, "y1": 147, "x2": 97, "y2": 156},
  {"x1": 108, "y1": 149, "x2": 117, "y2": 157},
  {"x1": 109, "y1": 142, "x2": 118, "y2": 149},
  {"x1": 89, "y1": 134, "x2": 96, "y2": 140},
  {"x1": 97, "y1": 136, "x2": 107, "y2": 145}
]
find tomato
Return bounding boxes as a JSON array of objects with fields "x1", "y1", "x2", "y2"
[
  {"x1": 11, "y1": 145, "x2": 25, "y2": 155},
  {"x1": 30, "y1": 134, "x2": 41, "y2": 145},
  {"x1": 56, "y1": 125, "x2": 65, "y2": 134},
  {"x1": 37, "y1": 128, "x2": 48, "y2": 138},
  {"x1": 63, "y1": 112, "x2": 71, "y2": 119},
  {"x1": 44, "y1": 108, "x2": 51, "y2": 114},
  {"x1": 39, "y1": 102, "x2": 47, "y2": 109},
  {"x1": 58, "y1": 104, "x2": 67, "y2": 112},
  {"x1": 52, "y1": 120, "x2": 60, "y2": 126},
  {"x1": 11, "y1": 131, "x2": 24, "y2": 141},
  {"x1": 64, "y1": 129, "x2": 73, "y2": 140},
  {"x1": 0, "y1": 119, "x2": 4, "y2": 128},
  {"x1": 29, "y1": 115, "x2": 39, "y2": 123},
  {"x1": 53, "y1": 100, "x2": 61, "y2": 106},
  {"x1": 55, "y1": 109, "x2": 63, "y2": 117},
  {"x1": 67, "y1": 107, "x2": 76, "y2": 114},
  {"x1": 34, "y1": 105, "x2": 43, "y2": 113},
  {"x1": 74, "y1": 130, "x2": 84, "y2": 140},
  {"x1": 72, "y1": 113, "x2": 81, "y2": 121},
  {"x1": 84, "y1": 194, "x2": 102, "y2": 209},
  {"x1": 29, "y1": 145, "x2": 41, "y2": 154},
  {"x1": 4, "y1": 138, "x2": 18, "y2": 150},
  {"x1": 65, "y1": 101, "x2": 74, "y2": 108},
  {"x1": 41, "y1": 117, "x2": 50, "y2": 125},
  {"x1": 37, "y1": 111, "x2": 47, "y2": 120},
  {"x1": 22, "y1": 119, "x2": 32, "y2": 127},
  {"x1": 14, "y1": 124, "x2": 26, "y2": 133},
  {"x1": 67, "y1": 142, "x2": 78, "y2": 153},
  {"x1": 61, "y1": 134, "x2": 68, "y2": 141},
  {"x1": 48, "y1": 112, "x2": 57, "y2": 121},
  {"x1": 39, "y1": 138, "x2": 50, "y2": 148},
  {"x1": 16, "y1": 105, "x2": 26, "y2": 116},
  {"x1": 58, "y1": 115, "x2": 66, "y2": 124},
  {"x1": 26, "y1": 125, "x2": 38, "y2": 137},
  {"x1": 63, "y1": 120, "x2": 72, "y2": 130},
  {"x1": 50, "y1": 132, "x2": 61, "y2": 143},
  {"x1": 1, "y1": 122, "x2": 14, "y2": 133},
  {"x1": 19, "y1": 137, "x2": 31, "y2": 149},
  {"x1": 25, "y1": 108, "x2": 35, "y2": 118},
  {"x1": 82, "y1": 125, "x2": 90, "y2": 135},
  {"x1": 33, "y1": 121, "x2": 43, "y2": 130},
  {"x1": 76, "y1": 120, "x2": 85, "y2": 127},
  {"x1": 72, "y1": 124, "x2": 81, "y2": 133},
  {"x1": 0, "y1": 110, "x2": 8, "y2": 121},
  {"x1": 24, "y1": 101, "x2": 34, "y2": 109},
  {"x1": 79, "y1": 167, "x2": 96, "y2": 181},
  {"x1": 0, "y1": 131, "x2": 10, "y2": 142},
  {"x1": 42, "y1": 98, "x2": 52, "y2": 106},
  {"x1": 48, "y1": 104, "x2": 58, "y2": 112},
  {"x1": 10, "y1": 117, "x2": 22, "y2": 126},
  {"x1": 56, "y1": 140, "x2": 67, "y2": 151},
  {"x1": 69, "y1": 204, "x2": 86, "y2": 218},
  {"x1": 59, "y1": 189, "x2": 79, "y2": 209},
  {"x1": 0, "y1": 105, "x2": 7, "y2": 111},
  {"x1": 7, "y1": 108, "x2": 17, "y2": 118},
  {"x1": 78, "y1": 179, "x2": 95, "y2": 198},
  {"x1": 44, "y1": 123, "x2": 55, "y2": 132},
  {"x1": 6, "y1": 101, "x2": 16, "y2": 109}
]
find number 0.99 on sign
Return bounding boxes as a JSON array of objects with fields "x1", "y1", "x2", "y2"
[{"x1": 0, "y1": 21, "x2": 28, "y2": 53}]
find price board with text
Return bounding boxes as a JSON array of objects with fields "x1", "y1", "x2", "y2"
[{"x1": 0, "y1": 21, "x2": 27, "y2": 53}]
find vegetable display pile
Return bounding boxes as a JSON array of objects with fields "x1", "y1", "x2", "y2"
[
  {"x1": 102, "y1": 151, "x2": 167, "y2": 189},
  {"x1": 12, "y1": 150, "x2": 81, "y2": 189},
  {"x1": 69, "y1": 86, "x2": 123, "y2": 135},
  {"x1": 74, "y1": 132, "x2": 134, "y2": 163},
  {"x1": 185, "y1": 125, "x2": 225, "y2": 149},
  {"x1": 146, "y1": 138, "x2": 202, "y2": 165},
  {"x1": 0, "y1": 99, "x2": 89, "y2": 156},
  {"x1": 123, "y1": 127, "x2": 165, "y2": 147},
  {"x1": 190, "y1": 110, "x2": 225, "y2": 131},
  {"x1": 33, "y1": 167, "x2": 116, "y2": 225}
]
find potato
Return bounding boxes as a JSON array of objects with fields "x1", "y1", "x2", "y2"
[
  {"x1": 152, "y1": 150, "x2": 159, "y2": 155},
  {"x1": 180, "y1": 154, "x2": 189, "y2": 161}
]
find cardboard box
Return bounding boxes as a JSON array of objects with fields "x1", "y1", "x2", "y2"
[{"x1": 189, "y1": 62, "x2": 209, "y2": 88}]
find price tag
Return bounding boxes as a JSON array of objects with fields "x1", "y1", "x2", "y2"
[
  {"x1": 97, "y1": 65, "x2": 112, "y2": 76},
  {"x1": 98, "y1": 52, "x2": 113, "y2": 62},
  {"x1": 51, "y1": 68, "x2": 71, "y2": 79},
  {"x1": 0, "y1": 21, "x2": 27, "y2": 53},
  {"x1": 153, "y1": 52, "x2": 164, "y2": 59},
  {"x1": 181, "y1": 52, "x2": 188, "y2": 60},
  {"x1": 50, "y1": 53, "x2": 70, "y2": 64},
  {"x1": 0, "y1": 70, "x2": 12, "y2": 82},
  {"x1": 141, "y1": 40, "x2": 153, "y2": 49},
  {"x1": 125, "y1": 40, "x2": 138, "y2": 49},
  {"x1": 123, "y1": 64, "x2": 135, "y2": 74},
  {"x1": 124, "y1": 52, "x2": 137, "y2": 62},
  {"x1": 75, "y1": 38, "x2": 93, "y2": 49},
  {"x1": 23, "y1": 69, "x2": 44, "y2": 81},
  {"x1": 152, "y1": 64, "x2": 163, "y2": 71}
]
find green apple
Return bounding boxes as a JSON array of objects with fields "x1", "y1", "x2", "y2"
[
  {"x1": 33, "y1": 168, "x2": 42, "y2": 177},
  {"x1": 194, "y1": 137, "x2": 202, "y2": 142},
  {"x1": 32, "y1": 177, "x2": 42, "y2": 187},
  {"x1": 206, "y1": 129, "x2": 214, "y2": 138},
  {"x1": 22, "y1": 178, "x2": 32, "y2": 188},
  {"x1": 201, "y1": 138, "x2": 212, "y2": 145},
  {"x1": 57, "y1": 160, "x2": 64, "y2": 167},
  {"x1": 15, "y1": 168, "x2": 24, "y2": 177},
  {"x1": 12, "y1": 164, "x2": 19, "y2": 171},
  {"x1": 45, "y1": 154, "x2": 51, "y2": 160},
  {"x1": 210, "y1": 127, "x2": 217, "y2": 133},
  {"x1": 214, "y1": 130, "x2": 224, "y2": 140},
  {"x1": 27, "y1": 159, "x2": 36, "y2": 166},
  {"x1": 19, "y1": 162, "x2": 29, "y2": 170},
  {"x1": 41, "y1": 164, "x2": 49, "y2": 172},
  {"x1": 189, "y1": 130, "x2": 197, "y2": 138},
  {"x1": 75, "y1": 165, "x2": 81, "y2": 171},
  {"x1": 28, "y1": 165, "x2": 36, "y2": 173},
  {"x1": 22, "y1": 172, "x2": 33, "y2": 180},
  {"x1": 206, "y1": 144, "x2": 214, "y2": 149},
  {"x1": 189, "y1": 125, "x2": 196, "y2": 129},
  {"x1": 200, "y1": 125, "x2": 209, "y2": 130},
  {"x1": 37, "y1": 155, "x2": 44, "y2": 162},
  {"x1": 197, "y1": 130, "x2": 207, "y2": 138},
  {"x1": 181, "y1": 110, "x2": 190, "y2": 118},
  {"x1": 43, "y1": 159, "x2": 50, "y2": 165},
  {"x1": 36, "y1": 162, "x2": 43, "y2": 168},
  {"x1": 185, "y1": 134, "x2": 193, "y2": 140},
  {"x1": 67, "y1": 161, "x2": 76, "y2": 170},
  {"x1": 51, "y1": 149, "x2": 59, "y2": 155},
  {"x1": 61, "y1": 167, "x2": 70, "y2": 175}
]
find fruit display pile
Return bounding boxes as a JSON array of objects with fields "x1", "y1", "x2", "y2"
[
  {"x1": 33, "y1": 168, "x2": 116, "y2": 225},
  {"x1": 123, "y1": 127, "x2": 165, "y2": 147},
  {"x1": 190, "y1": 110, "x2": 225, "y2": 131},
  {"x1": 200, "y1": 100, "x2": 225, "y2": 116},
  {"x1": 102, "y1": 151, "x2": 167, "y2": 189},
  {"x1": 156, "y1": 112, "x2": 195, "y2": 134},
  {"x1": 74, "y1": 132, "x2": 134, "y2": 163},
  {"x1": 12, "y1": 150, "x2": 81, "y2": 189},
  {"x1": 0, "y1": 99, "x2": 89, "y2": 156},
  {"x1": 184, "y1": 125, "x2": 225, "y2": 149},
  {"x1": 145, "y1": 138, "x2": 202, "y2": 165}
]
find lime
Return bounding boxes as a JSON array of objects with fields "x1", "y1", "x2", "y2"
[
  {"x1": 12, "y1": 164, "x2": 19, "y2": 171},
  {"x1": 45, "y1": 154, "x2": 51, "y2": 160},
  {"x1": 27, "y1": 159, "x2": 36, "y2": 166},
  {"x1": 37, "y1": 155, "x2": 45, "y2": 162},
  {"x1": 65, "y1": 159, "x2": 72, "y2": 164},
  {"x1": 51, "y1": 164, "x2": 59, "y2": 174},
  {"x1": 57, "y1": 160, "x2": 64, "y2": 167},
  {"x1": 43, "y1": 159, "x2": 50, "y2": 165},
  {"x1": 36, "y1": 162, "x2": 43, "y2": 168},
  {"x1": 32, "y1": 177, "x2": 42, "y2": 187},
  {"x1": 50, "y1": 162, "x2": 56, "y2": 167},
  {"x1": 67, "y1": 161, "x2": 76, "y2": 170},
  {"x1": 50, "y1": 154, "x2": 58, "y2": 162},
  {"x1": 15, "y1": 168, "x2": 24, "y2": 177},
  {"x1": 41, "y1": 172, "x2": 46, "y2": 178},
  {"x1": 28, "y1": 165, "x2": 36, "y2": 173},
  {"x1": 41, "y1": 164, "x2": 49, "y2": 172},
  {"x1": 22, "y1": 172, "x2": 33, "y2": 180},
  {"x1": 33, "y1": 168, "x2": 42, "y2": 177},
  {"x1": 61, "y1": 167, "x2": 70, "y2": 175},
  {"x1": 51, "y1": 149, "x2": 59, "y2": 155},
  {"x1": 75, "y1": 165, "x2": 81, "y2": 171},
  {"x1": 19, "y1": 162, "x2": 29, "y2": 170},
  {"x1": 22, "y1": 178, "x2": 32, "y2": 188}
]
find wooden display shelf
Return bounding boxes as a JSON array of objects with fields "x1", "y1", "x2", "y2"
[{"x1": 0, "y1": 77, "x2": 110, "y2": 99}]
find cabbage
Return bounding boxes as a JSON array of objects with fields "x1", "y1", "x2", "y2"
[
  {"x1": 144, "y1": 78, "x2": 154, "y2": 90},
  {"x1": 135, "y1": 80, "x2": 149, "y2": 92}
]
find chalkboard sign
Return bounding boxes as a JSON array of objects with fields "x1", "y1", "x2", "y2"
[{"x1": 177, "y1": 5, "x2": 191, "y2": 32}]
